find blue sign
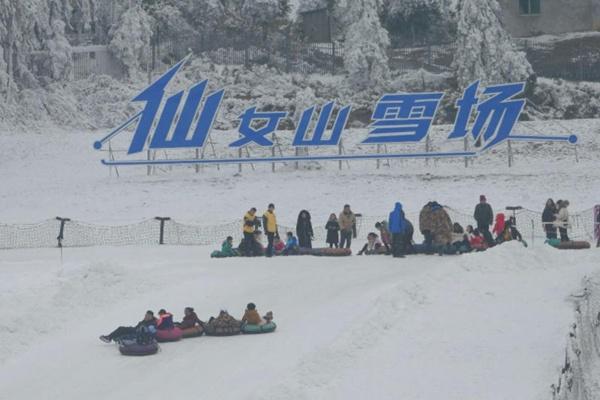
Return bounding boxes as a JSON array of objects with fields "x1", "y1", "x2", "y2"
[{"x1": 94, "y1": 57, "x2": 577, "y2": 167}]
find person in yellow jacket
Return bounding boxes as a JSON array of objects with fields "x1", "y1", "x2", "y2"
[
  {"x1": 242, "y1": 208, "x2": 259, "y2": 256},
  {"x1": 262, "y1": 203, "x2": 278, "y2": 257}
]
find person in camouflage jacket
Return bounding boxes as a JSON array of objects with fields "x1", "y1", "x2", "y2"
[{"x1": 419, "y1": 201, "x2": 453, "y2": 246}]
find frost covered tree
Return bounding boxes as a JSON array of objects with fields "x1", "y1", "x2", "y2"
[
  {"x1": 343, "y1": 0, "x2": 390, "y2": 89},
  {"x1": 108, "y1": 4, "x2": 153, "y2": 79},
  {"x1": 44, "y1": 19, "x2": 73, "y2": 81},
  {"x1": 452, "y1": 0, "x2": 533, "y2": 89},
  {"x1": 382, "y1": 0, "x2": 452, "y2": 44}
]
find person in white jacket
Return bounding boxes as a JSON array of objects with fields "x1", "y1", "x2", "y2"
[{"x1": 556, "y1": 200, "x2": 570, "y2": 242}]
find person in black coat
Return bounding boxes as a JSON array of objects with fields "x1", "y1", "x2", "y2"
[
  {"x1": 296, "y1": 210, "x2": 314, "y2": 249},
  {"x1": 542, "y1": 198, "x2": 558, "y2": 240},
  {"x1": 325, "y1": 213, "x2": 340, "y2": 248},
  {"x1": 474, "y1": 195, "x2": 494, "y2": 245}
]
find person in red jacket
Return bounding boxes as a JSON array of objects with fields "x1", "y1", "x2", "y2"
[
  {"x1": 492, "y1": 213, "x2": 506, "y2": 243},
  {"x1": 156, "y1": 309, "x2": 175, "y2": 330},
  {"x1": 469, "y1": 229, "x2": 488, "y2": 251}
]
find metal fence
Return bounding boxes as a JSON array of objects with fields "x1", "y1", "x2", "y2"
[
  {"x1": 153, "y1": 31, "x2": 344, "y2": 75},
  {"x1": 1, "y1": 207, "x2": 597, "y2": 250},
  {"x1": 552, "y1": 275, "x2": 600, "y2": 400}
]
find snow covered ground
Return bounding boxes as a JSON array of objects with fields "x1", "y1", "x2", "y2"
[
  {"x1": 0, "y1": 244, "x2": 598, "y2": 400},
  {"x1": 0, "y1": 119, "x2": 599, "y2": 399}
]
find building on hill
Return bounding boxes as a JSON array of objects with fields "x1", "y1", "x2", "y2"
[{"x1": 498, "y1": 0, "x2": 600, "y2": 37}]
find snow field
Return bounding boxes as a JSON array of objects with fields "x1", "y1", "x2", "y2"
[{"x1": 0, "y1": 243, "x2": 598, "y2": 400}]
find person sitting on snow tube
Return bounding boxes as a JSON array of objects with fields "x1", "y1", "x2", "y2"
[
  {"x1": 156, "y1": 309, "x2": 175, "y2": 330},
  {"x1": 176, "y1": 307, "x2": 204, "y2": 337},
  {"x1": 282, "y1": 232, "x2": 299, "y2": 255},
  {"x1": 357, "y1": 232, "x2": 383, "y2": 255},
  {"x1": 99, "y1": 310, "x2": 157, "y2": 343},
  {"x1": 241, "y1": 303, "x2": 276, "y2": 334},
  {"x1": 204, "y1": 310, "x2": 243, "y2": 336},
  {"x1": 211, "y1": 236, "x2": 239, "y2": 258},
  {"x1": 155, "y1": 309, "x2": 183, "y2": 342}
]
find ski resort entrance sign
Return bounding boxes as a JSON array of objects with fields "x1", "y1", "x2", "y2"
[{"x1": 94, "y1": 58, "x2": 578, "y2": 167}]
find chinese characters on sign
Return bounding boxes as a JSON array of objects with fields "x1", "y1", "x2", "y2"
[{"x1": 94, "y1": 58, "x2": 577, "y2": 167}]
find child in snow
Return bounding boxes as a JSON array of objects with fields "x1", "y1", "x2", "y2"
[
  {"x1": 492, "y1": 213, "x2": 506, "y2": 244},
  {"x1": 375, "y1": 221, "x2": 392, "y2": 253},
  {"x1": 211, "y1": 236, "x2": 239, "y2": 258},
  {"x1": 325, "y1": 213, "x2": 340, "y2": 248},
  {"x1": 273, "y1": 235, "x2": 285, "y2": 254},
  {"x1": 242, "y1": 303, "x2": 273, "y2": 326},
  {"x1": 283, "y1": 231, "x2": 299, "y2": 255},
  {"x1": 357, "y1": 232, "x2": 383, "y2": 255},
  {"x1": 469, "y1": 229, "x2": 487, "y2": 251},
  {"x1": 156, "y1": 309, "x2": 175, "y2": 330}
]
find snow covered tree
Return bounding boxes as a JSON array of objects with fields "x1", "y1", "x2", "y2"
[
  {"x1": 108, "y1": 4, "x2": 153, "y2": 79},
  {"x1": 382, "y1": 0, "x2": 452, "y2": 45},
  {"x1": 452, "y1": 0, "x2": 534, "y2": 89},
  {"x1": 44, "y1": 19, "x2": 73, "y2": 81},
  {"x1": 343, "y1": 0, "x2": 390, "y2": 89}
]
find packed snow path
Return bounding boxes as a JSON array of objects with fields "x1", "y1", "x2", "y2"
[{"x1": 0, "y1": 244, "x2": 598, "y2": 400}]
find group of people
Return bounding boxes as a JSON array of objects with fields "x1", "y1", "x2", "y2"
[
  {"x1": 99, "y1": 304, "x2": 273, "y2": 344},
  {"x1": 212, "y1": 204, "x2": 358, "y2": 258},
  {"x1": 210, "y1": 195, "x2": 574, "y2": 258},
  {"x1": 542, "y1": 199, "x2": 572, "y2": 242}
]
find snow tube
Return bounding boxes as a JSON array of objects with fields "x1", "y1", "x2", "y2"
[
  {"x1": 558, "y1": 241, "x2": 591, "y2": 250},
  {"x1": 181, "y1": 325, "x2": 203, "y2": 338},
  {"x1": 204, "y1": 323, "x2": 242, "y2": 336},
  {"x1": 118, "y1": 339, "x2": 159, "y2": 356},
  {"x1": 546, "y1": 239, "x2": 591, "y2": 250},
  {"x1": 242, "y1": 322, "x2": 277, "y2": 334},
  {"x1": 155, "y1": 327, "x2": 183, "y2": 342},
  {"x1": 297, "y1": 248, "x2": 352, "y2": 257}
]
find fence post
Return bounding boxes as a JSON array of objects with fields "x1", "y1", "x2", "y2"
[
  {"x1": 155, "y1": 217, "x2": 171, "y2": 245},
  {"x1": 272, "y1": 146, "x2": 276, "y2": 173},
  {"x1": 338, "y1": 139, "x2": 343, "y2": 170},
  {"x1": 331, "y1": 42, "x2": 336, "y2": 75},
  {"x1": 56, "y1": 217, "x2": 71, "y2": 248},
  {"x1": 238, "y1": 147, "x2": 243, "y2": 173},
  {"x1": 507, "y1": 140, "x2": 513, "y2": 168},
  {"x1": 531, "y1": 219, "x2": 535, "y2": 247},
  {"x1": 195, "y1": 148, "x2": 200, "y2": 174},
  {"x1": 464, "y1": 137, "x2": 468, "y2": 168}
]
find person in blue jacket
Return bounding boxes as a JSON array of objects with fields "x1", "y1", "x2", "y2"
[
  {"x1": 283, "y1": 231, "x2": 299, "y2": 255},
  {"x1": 388, "y1": 202, "x2": 407, "y2": 258}
]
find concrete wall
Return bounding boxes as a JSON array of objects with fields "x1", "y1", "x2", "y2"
[{"x1": 498, "y1": 0, "x2": 596, "y2": 37}]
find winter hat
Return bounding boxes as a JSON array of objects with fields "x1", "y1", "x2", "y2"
[{"x1": 480, "y1": 195, "x2": 487, "y2": 202}]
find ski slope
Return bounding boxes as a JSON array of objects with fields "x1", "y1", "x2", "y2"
[
  {"x1": 0, "y1": 121, "x2": 599, "y2": 399},
  {"x1": 0, "y1": 243, "x2": 598, "y2": 400}
]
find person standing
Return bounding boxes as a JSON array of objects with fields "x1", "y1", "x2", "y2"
[
  {"x1": 474, "y1": 195, "x2": 494, "y2": 245},
  {"x1": 556, "y1": 200, "x2": 570, "y2": 242},
  {"x1": 262, "y1": 204, "x2": 278, "y2": 257},
  {"x1": 338, "y1": 204, "x2": 356, "y2": 249},
  {"x1": 243, "y1": 207, "x2": 259, "y2": 256},
  {"x1": 325, "y1": 213, "x2": 340, "y2": 248},
  {"x1": 542, "y1": 199, "x2": 558, "y2": 240},
  {"x1": 296, "y1": 210, "x2": 314, "y2": 249},
  {"x1": 388, "y1": 202, "x2": 407, "y2": 258}
]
